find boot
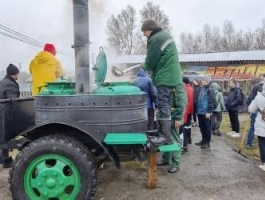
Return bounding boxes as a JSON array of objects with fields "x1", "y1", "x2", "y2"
[
  {"x1": 186, "y1": 128, "x2": 192, "y2": 144},
  {"x1": 1, "y1": 149, "x2": 13, "y2": 168},
  {"x1": 201, "y1": 142, "x2": 210, "y2": 149},
  {"x1": 195, "y1": 140, "x2": 204, "y2": 146},
  {"x1": 150, "y1": 120, "x2": 173, "y2": 146},
  {"x1": 3, "y1": 157, "x2": 13, "y2": 168}
]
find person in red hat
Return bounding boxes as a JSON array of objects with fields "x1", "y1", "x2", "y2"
[{"x1": 29, "y1": 43, "x2": 64, "y2": 96}]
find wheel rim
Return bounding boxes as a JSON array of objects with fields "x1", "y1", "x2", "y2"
[{"x1": 24, "y1": 154, "x2": 81, "y2": 200}]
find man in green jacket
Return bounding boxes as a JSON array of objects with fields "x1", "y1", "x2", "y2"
[
  {"x1": 141, "y1": 20, "x2": 183, "y2": 146},
  {"x1": 157, "y1": 84, "x2": 186, "y2": 173}
]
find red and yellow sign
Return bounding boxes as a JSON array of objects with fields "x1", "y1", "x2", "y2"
[{"x1": 184, "y1": 64, "x2": 265, "y2": 80}]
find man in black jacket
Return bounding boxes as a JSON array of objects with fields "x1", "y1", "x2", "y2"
[
  {"x1": 0, "y1": 64, "x2": 20, "y2": 168},
  {"x1": 225, "y1": 79, "x2": 243, "y2": 138}
]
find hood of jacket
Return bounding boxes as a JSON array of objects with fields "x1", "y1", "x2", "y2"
[
  {"x1": 212, "y1": 82, "x2": 221, "y2": 93},
  {"x1": 33, "y1": 51, "x2": 55, "y2": 64},
  {"x1": 137, "y1": 68, "x2": 147, "y2": 77}
]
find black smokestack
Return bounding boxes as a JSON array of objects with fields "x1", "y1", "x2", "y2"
[{"x1": 72, "y1": 0, "x2": 90, "y2": 93}]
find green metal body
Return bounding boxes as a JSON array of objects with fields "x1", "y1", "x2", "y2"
[
  {"x1": 93, "y1": 82, "x2": 143, "y2": 95},
  {"x1": 38, "y1": 79, "x2": 75, "y2": 96}
]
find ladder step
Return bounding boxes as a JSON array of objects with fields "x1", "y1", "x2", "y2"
[
  {"x1": 158, "y1": 142, "x2": 180, "y2": 152},
  {"x1": 104, "y1": 133, "x2": 147, "y2": 145}
]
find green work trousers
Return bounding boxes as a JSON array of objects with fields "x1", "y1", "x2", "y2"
[{"x1": 161, "y1": 123, "x2": 181, "y2": 168}]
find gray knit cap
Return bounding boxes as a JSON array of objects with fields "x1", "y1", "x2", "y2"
[
  {"x1": 141, "y1": 20, "x2": 158, "y2": 31},
  {"x1": 202, "y1": 75, "x2": 211, "y2": 83}
]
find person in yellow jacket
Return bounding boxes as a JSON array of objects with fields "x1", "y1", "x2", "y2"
[{"x1": 29, "y1": 43, "x2": 64, "y2": 96}]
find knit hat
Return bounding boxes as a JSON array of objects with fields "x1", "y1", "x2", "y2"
[
  {"x1": 44, "y1": 43, "x2": 56, "y2": 55},
  {"x1": 183, "y1": 76, "x2": 190, "y2": 84},
  {"x1": 6, "y1": 64, "x2": 19, "y2": 76},
  {"x1": 202, "y1": 75, "x2": 211, "y2": 83},
  {"x1": 141, "y1": 20, "x2": 158, "y2": 31}
]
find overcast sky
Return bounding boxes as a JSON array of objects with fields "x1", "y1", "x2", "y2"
[{"x1": 0, "y1": 0, "x2": 264, "y2": 74}]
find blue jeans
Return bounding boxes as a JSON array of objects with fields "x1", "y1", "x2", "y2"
[
  {"x1": 246, "y1": 113, "x2": 257, "y2": 146},
  {"x1": 156, "y1": 86, "x2": 173, "y2": 120}
]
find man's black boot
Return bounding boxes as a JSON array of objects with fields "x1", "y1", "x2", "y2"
[
  {"x1": 3, "y1": 157, "x2": 13, "y2": 168},
  {"x1": 201, "y1": 142, "x2": 210, "y2": 149},
  {"x1": 186, "y1": 127, "x2": 192, "y2": 144},
  {"x1": 150, "y1": 120, "x2": 173, "y2": 146},
  {"x1": 195, "y1": 140, "x2": 204, "y2": 146}
]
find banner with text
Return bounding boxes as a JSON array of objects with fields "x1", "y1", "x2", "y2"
[{"x1": 182, "y1": 64, "x2": 265, "y2": 80}]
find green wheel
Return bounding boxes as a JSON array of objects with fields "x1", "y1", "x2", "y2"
[{"x1": 10, "y1": 135, "x2": 97, "y2": 200}]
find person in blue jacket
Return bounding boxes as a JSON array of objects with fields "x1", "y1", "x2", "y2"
[{"x1": 133, "y1": 68, "x2": 157, "y2": 130}]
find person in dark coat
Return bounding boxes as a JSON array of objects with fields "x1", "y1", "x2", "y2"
[
  {"x1": 225, "y1": 79, "x2": 243, "y2": 138},
  {"x1": 182, "y1": 77, "x2": 194, "y2": 152},
  {"x1": 192, "y1": 79, "x2": 201, "y2": 126},
  {"x1": 133, "y1": 68, "x2": 157, "y2": 130},
  {"x1": 0, "y1": 64, "x2": 20, "y2": 168}
]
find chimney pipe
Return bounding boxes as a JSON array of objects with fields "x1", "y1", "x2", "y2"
[{"x1": 72, "y1": 0, "x2": 90, "y2": 93}]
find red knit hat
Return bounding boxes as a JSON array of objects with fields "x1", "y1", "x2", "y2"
[{"x1": 43, "y1": 43, "x2": 56, "y2": 55}]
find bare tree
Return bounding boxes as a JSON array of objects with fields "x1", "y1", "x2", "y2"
[
  {"x1": 221, "y1": 20, "x2": 235, "y2": 51},
  {"x1": 254, "y1": 19, "x2": 265, "y2": 49},
  {"x1": 179, "y1": 19, "x2": 265, "y2": 53},
  {"x1": 211, "y1": 27, "x2": 222, "y2": 51},
  {"x1": 201, "y1": 24, "x2": 212, "y2": 52},
  {"x1": 106, "y1": 5, "x2": 137, "y2": 55},
  {"x1": 106, "y1": 2, "x2": 172, "y2": 55},
  {"x1": 139, "y1": 1, "x2": 171, "y2": 33},
  {"x1": 243, "y1": 30, "x2": 255, "y2": 50},
  {"x1": 179, "y1": 32, "x2": 193, "y2": 53}
]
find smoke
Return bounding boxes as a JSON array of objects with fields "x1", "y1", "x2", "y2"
[
  {"x1": 90, "y1": 0, "x2": 107, "y2": 17},
  {"x1": 89, "y1": 0, "x2": 108, "y2": 54}
]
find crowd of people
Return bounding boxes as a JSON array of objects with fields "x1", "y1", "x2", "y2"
[{"x1": 134, "y1": 19, "x2": 265, "y2": 174}]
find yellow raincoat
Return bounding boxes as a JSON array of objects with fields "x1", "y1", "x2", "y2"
[{"x1": 29, "y1": 51, "x2": 64, "y2": 96}]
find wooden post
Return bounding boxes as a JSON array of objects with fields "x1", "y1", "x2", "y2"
[{"x1": 147, "y1": 151, "x2": 157, "y2": 189}]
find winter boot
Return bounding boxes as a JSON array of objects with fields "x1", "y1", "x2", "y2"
[
  {"x1": 150, "y1": 120, "x2": 173, "y2": 146},
  {"x1": 1, "y1": 148, "x2": 13, "y2": 168},
  {"x1": 3, "y1": 157, "x2": 13, "y2": 168},
  {"x1": 195, "y1": 140, "x2": 204, "y2": 146},
  {"x1": 186, "y1": 127, "x2": 192, "y2": 144},
  {"x1": 201, "y1": 142, "x2": 210, "y2": 149}
]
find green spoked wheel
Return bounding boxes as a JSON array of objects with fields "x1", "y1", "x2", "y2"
[
  {"x1": 24, "y1": 154, "x2": 81, "y2": 199},
  {"x1": 10, "y1": 135, "x2": 98, "y2": 200}
]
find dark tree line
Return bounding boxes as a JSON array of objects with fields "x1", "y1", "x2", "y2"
[{"x1": 179, "y1": 20, "x2": 265, "y2": 53}]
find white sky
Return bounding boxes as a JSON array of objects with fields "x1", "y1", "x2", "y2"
[{"x1": 0, "y1": 0, "x2": 264, "y2": 74}]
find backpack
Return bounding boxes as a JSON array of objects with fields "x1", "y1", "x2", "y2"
[
  {"x1": 238, "y1": 88, "x2": 245, "y2": 106},
  {"x1": 208, "y1": 86, "x2": 218, "y2": 109},
  {"x1": 213, "y1": 92, "x2": 218, "y2": 109}
]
